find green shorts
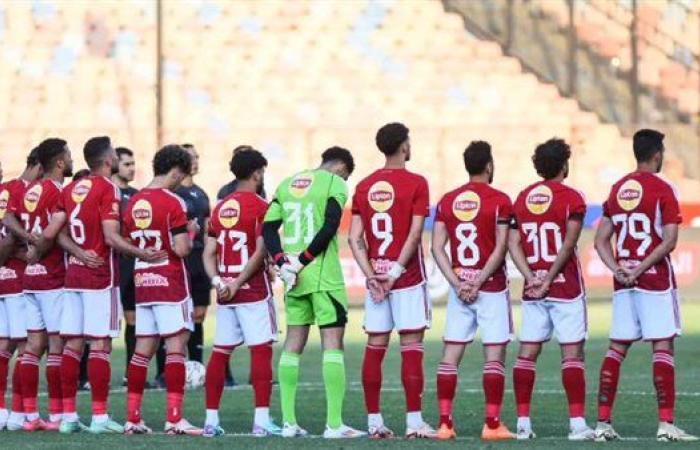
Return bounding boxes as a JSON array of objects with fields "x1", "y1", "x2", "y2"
[{"x1": 285, "y1": 289, "x2": 348, "y2": 328}]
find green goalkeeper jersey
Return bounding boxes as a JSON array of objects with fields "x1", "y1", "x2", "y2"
[{"x1": 264, "y1": 168, "x2": 348, "y2": 296}]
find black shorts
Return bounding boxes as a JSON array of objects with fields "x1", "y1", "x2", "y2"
[
  {"x1": 120, "y1": 257, "x2": 136, "y2": 312},
  {"x1": 187, "y1": 249, "x2": 212, "y2": 307}
]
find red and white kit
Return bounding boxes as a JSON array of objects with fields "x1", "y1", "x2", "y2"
[
  {"x1": 20, "y1": 178, "x2": 66, "y2": 335},
  {"x1": 435, "y1": 182, "x2": 514, "y2": 344},
  {"x1": 122, "y1": 188, "x2": 193, "y2": 337},
  {"x1": 352, "y1": 168, "x2": 431, "y2": 334},
  {"x1": 512, "y1": 180, "x2": 587, "y2": 344},
  {"x1": 0, "y1": 179, "x2": 30, "y2": 340},
  {"x1": 603, "y1": 171, "x2": 682, "y2": 341},
  {"x1": 58, "y1": 175, "x2": 122, "y2": 338},
  {"x1": 209, "y1": 191, "x2": 276, "y2": 347}
]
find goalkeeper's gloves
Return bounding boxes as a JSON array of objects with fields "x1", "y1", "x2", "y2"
[{"x1": 278, "y1": 254, "x2": 304, "y2": 292}]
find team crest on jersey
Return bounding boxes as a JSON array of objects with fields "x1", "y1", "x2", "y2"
[
  {"x1": 452, "y1": 190, "x2": 480, "y2": 222},
  {"x1": 617, "y1": 179, "x2": 643, "y2": 211},
  {"x1": 219, "y1": 198, "x2": 240, "y2": 228},
  {"x1": 132, "y1": 199, "x2": 153, "y2": 229},
  {"x1": 289, "y1": 173, "x2": 314, "y2": 198},
  {"x1": 0, "y1": 189, "x2": 9, "y2": 220},
  {"x1": 23, "y1": 184, "x2": 43, "y2": 213},
  {"x1": 368, "y1": 181, "x2": 394, "y2": 212},
  {"x1": 526, "y1": 185, "x2": 552, "y2": 215},
  {"x1": 71, "y1": 179, "x2": 92, "y2": 204}
]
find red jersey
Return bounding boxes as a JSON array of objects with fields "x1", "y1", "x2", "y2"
[
  {"x1": 122, "y1": 188, "x2": 190, "y2": 305},
  {"x1": 512, "y1": 180, "x2": 586, "y2": 301},
  {"x1": 352, "y1": 168, "x2": 430, "y2": 291},
  {"x1": 0, "y1": 178, "x2": 30, "y2": 296},
  {"x1": 209, "y1": 191, "x2": 271, "y2": 304},
  {"x1": 435, "y1": 182, "x2": 513, "y2": 293},
  {"x1": 58, "y1": 176, "x2": 121, "y2": 291},
  {"x1": 602, "y1": 171, "x2": 681, "y2": 293}
]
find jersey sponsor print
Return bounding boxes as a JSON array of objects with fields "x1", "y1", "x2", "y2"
[
  {"x1": 513, "y1": 181, "x2": 586, "y2": 301},
  {"x1": 351, "y1": 168, "x2": 430, "y2": 291},
  {"x1": 209, "y1": 191, "x2": 270, "y2": 304},
  {"x1": 123, "y1": 188, "x2": 190, "y2": 304},
  {"x1": 603, "y1": 172, "x2": 682, "y2": 292},
  {"x1": 435, "y1": 182, "x2": 513, "y2": 292}
]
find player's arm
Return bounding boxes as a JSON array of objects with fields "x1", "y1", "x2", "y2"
[
  {"x1": 296, "y1": 197, "x2": 342, "y2": 266},
  {"x1": 630, "y1": 223, "x2": 678, "y2": 281},
  {"x1": 537, "y1": 216, "x2": 583, "y2": 294},
  {"x1": 34, "y1": 210, "x2": 67, "y2": 255},
  {"x1": 56, "y1": 227, "x2": 104, "y2": 268},
  {"x1": 102, "y1": 219, "x2": 166, "y2": 262},
  {"x1": 348, "y1": 214, "x2": 375, "y2": 278},
  {"x1": 172, "y1": 226, "x2": 193, "y2": 258},
  {"x1": 474, "y1": 222, "x2": 509, "y2": 288},
  {"x1": 0, "y1": 233, "x2": 16, "y2": 266},
  {"x1": 507, "y1": 226, "x2": 536, "y2": 284},
  {"x1": 389, "y1": 214, "x2": 425, "y2": 282},
  {"x1": 3, "y1": 212, "x2": 37, "y2": 244},
  {"x1": 594, "y1": 216, "x2": 620, "y2": 273},
  {"x1": 232, "y1": 236, "x2": 266, "y2": 290},
  {"x1": 430, "y1": 221, "x2": 461, "y2": 288}
]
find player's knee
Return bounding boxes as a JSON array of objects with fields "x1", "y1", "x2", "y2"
[
  {"x1": 652, "y1": 339, "x2": 674, "y2": 352},
  {"x1": 518, "y1": 343, "x2": 541, "y2": 360},
  {"x1": 399, "y1": 331, "x2": 424, "y2": 345},
  {"x1": 367, "y1": 332, "x2": 391, "y2": 347}
]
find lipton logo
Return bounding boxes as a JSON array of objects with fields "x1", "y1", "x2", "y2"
[
  {"x1": 452, "y1": 190, "x2": 480, "y2": 222},
  {"x1": 289, "y1": 173, "x2": 314, "y2": 198},
  {"x1": 617, "y1": 179, "x2": 643, "y2": 211},
  {"x1": 368, "y1": 181, "x2": 394, "y2": 212},
  {"x1": 526, "y1": 184, "x2": 553, "y2": 215},
  {"x1": 71, "y1": 179, "x2": 92, "y2": 204},
  {"x1": 23, "y1": 183, "x2": 43, "y2": 213},
  {"x1": 132, "y1": 199, "x2": 153, "y2": 229},
  {"x1": 0, "y1": 189, "x2": 9, "y2": 220},
  {"x1": 219, "y1": 198, "x2": 240, "y2": 228}
]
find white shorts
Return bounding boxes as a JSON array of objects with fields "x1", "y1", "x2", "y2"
[
  {"x1": 2, "y1": 295, "x2": 27, "y2": 340},
  {"x1": 610, "y1": 289, "x2": 681, "y2": 342},
  {"x1": 214, "y1": 298, "x2": 278, "y2": 348},
  {"x1": 443, "y1": 289, "x2": 513, "y2": 345},
  {"x1": 0, "y1": 297, "x2": 7, "y2": 339},
  {"x1": 363, "y1": 284, "x2": 432, "y2": 334},
  {"x1": 136, "y1": 299, "x2": 194, "y2": 338},
  {"x1": 519, "y1": 297, "x2": 588, "y2": 344},
  {"x1": 61, "y1": 289, "x2": 122, "y2": 339},
  {"x1": 25, "y1": 290, "x2": 64, "y2": 335}
]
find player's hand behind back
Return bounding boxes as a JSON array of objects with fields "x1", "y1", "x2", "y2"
[
  {"x1": 366, "y1": 276, "x2": 387, "y2": 303},
  {"x1": 79, "y1": 249, "x2": 105, "y2": 269},
  {"x1": 140, "y1": 247, "x2": 168, "y2": 264}
]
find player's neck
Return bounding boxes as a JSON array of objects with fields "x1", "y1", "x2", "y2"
[
  {"x1": 147, "y1": 175, "x2": 170, "y2": 190},
  {"x1": 545, "y1": 174, "x2": 566, "y2": 183},
  {"x1": 19, "y1": 169, "x2": 34, "y2": 182},
  {"x1": 46, "y1": 170, "x2": 64, "y2": 185},
  {"x1": 180, "y1": 176, "x2": 194, "y2": 187},
  {"x1": 635, "y1": 163, "x2": 657, "y2": 174},
  {"x1": 91, "y1": 167, "x2": 111, "y2": 179},
  {"x1": 111, "y1": 175, "x2": 129, "y2": 189},
  {"x1": 235, "y1": 179, "x2": 257, "y2": 193},
  {"x1": 383, "y1": 155, "x2": 406, "y2": 169},
  {"x1": 469, "y1": 174, "x2": 490, "y2": 184}
]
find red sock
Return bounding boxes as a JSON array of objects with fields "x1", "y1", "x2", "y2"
[
  {"x1": 126, "y1": 352, "x2": 151, "y2": 423},
  {"x1": 21, "y1": 351, "x2": 40, "y2": 414},
  {"x1": 400, "y1": 342, "x2": 424, "y2": 413},
  {"x1": 436, "y1": 362, "x2": 457, "y2": 428},
  {"x1": 483, "y1": 360, "x2": 505, "y2": 429},
  {"x1": 597, "y1": 347, "x2": 625, "y2": 422},
  {"x1": 88, "y1": 350, "x2": 111, "y2": 416},
  {"x1": 205, "y1": 347, "x2": 232, "y2": 410},
  {"x1": 653, "y1": 350, "x2": 675, "y2": 423},
  {"x1": 0, "y1": 349, "x2": 10, "y2": 409},
  {"x1": 562, "y1": 357, "x2": 586, "y2": 418},
  {"x1": 11, "y1": 353, "x2": 23, "y2": 413},
  {"x1": 250, "y1": 343, "x2": 273, "y2": 408},
  {"x1": 362, "y1": 343, "x2": 387, "y2": 414},
  {"x1": 513, "y1": 356, "x2": 536, "y2": 417},
  {"x1": 47, "y1": 352, "x2": 63, "y2": 416},
  {"x1": 60, "y1": 347, "x2": 82, "y2": 414},
  {"x1": 165, "y1": 352, "x2": 186, "y2": 423}
]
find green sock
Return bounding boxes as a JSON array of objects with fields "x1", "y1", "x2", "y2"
[
  {"x1": 322, "y1": 349, "x2": 346, "y2": 429},
  {"x1": 279, "y1": 351, "x2": 300, "y2": 425}
]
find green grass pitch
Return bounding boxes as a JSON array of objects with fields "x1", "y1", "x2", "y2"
[{"x1": 3, "y1": 301, "x2": 700, "y2": 449}]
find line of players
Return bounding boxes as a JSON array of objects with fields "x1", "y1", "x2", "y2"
[{"x1": 0, "y1": 124, "x2": 696, "y2": 442}]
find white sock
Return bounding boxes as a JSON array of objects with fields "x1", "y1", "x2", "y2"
[
  {"x1": 8, "y1": 412, "x2": 24, "y2": 423},
  {"x1": 49, "y1": 413, "x2": 62, "y2": 422},
  {"x1": 368, "y1": 413, "x2": 384, "y2": 429},
  {"x1": 205, "y1": 409, "x2": 219, "y2": 426},
  {"x1": 63, "y1": 412, "x2": 79, "y2": 422},
  {"x1": 93, "y1": 414, "x2": 109, "y2": 424},
  {"x1": 254, "y1": 407, "x2": 269, "y2": 427},
  {"x1": 406, "y1": 411, "x2": 423, "y2": 430},
  {"x1": 517, "y1": 416, "x2": 532, "y2": 430},
  {"x1": 570, "y1": 417, "x2": 587, "y2": 430},
  {"x1": 26, "y1": 412, "x2": 39, "y2": 421}
]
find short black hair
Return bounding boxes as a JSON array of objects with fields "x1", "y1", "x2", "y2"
[
  {"x1": 322, "y1": 146, "x2": 355, "y2": 175},
  {"x1": 229, "y1": 145, "x2": 254, "y2": 173},
  {"x1": 26, "y1": 146, "x2": 40, "y2": 167},
  {"x1": 36, "y1": 138, "x2": 68, "y2": 171},
  {"x1": 532, "y1": 138, "x2": 571, "y2": 180},
  {"x1": 182, "y1": 143, "x2": 194, "y2": 149},
  {"x1": 152, "y1": 144, "x2": 192, "y2": 177},
  {"x1": 463, "y1": 141, "x2": 493, "y2": 175},
  {"x1": 633, "y1": 129, "x2": 665, "y2": 162},
  {"x1": 375, "y1": 122, "x2": 409, "y2": 156},
  {"x1": 231, "y1": 148, "x2": 267, "y2": 180},
  {"x1": 116, "y1": 147, "x2": 134, "y2": 159},
  {"x1": 84, "y1": 136, "x2": 112, "y2": 170},
  {"x1": 72, "y1": 169, "x2": 91, "y2": 182}
]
